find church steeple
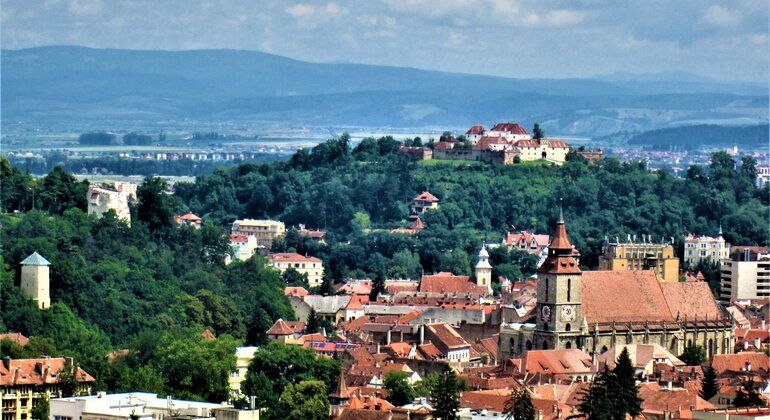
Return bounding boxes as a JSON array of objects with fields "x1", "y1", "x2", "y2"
[
  {"x1": 475, "y1": 246, "x2": 493, "y2": 295},
  {"x1": 538, "y1": 208, "x2": 580, "y2": 274}
]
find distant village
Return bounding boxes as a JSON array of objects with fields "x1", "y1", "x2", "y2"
[{"x1": 6, "y1": 168, "x2": 770, "y2": 419}]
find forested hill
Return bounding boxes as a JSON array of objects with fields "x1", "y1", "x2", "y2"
[
  {"x1": 629, "y1": 124, "x2": 769, "y2": 148},
  {"x1": 0, "y1": 141, "x2": 767, "y2": 402},
  {"x1": 2, "y1": 46, "x2": 766, "y2": 134}
]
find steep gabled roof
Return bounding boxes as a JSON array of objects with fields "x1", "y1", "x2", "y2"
[
  {"x1": 266, "y1": 318, "x2": 295, "y2": 336},
  {"x1": 490, "y1": 123, "x2": 529, "y2": 135},
  {"x1": 414, "y1": 191, "x2": 439, "y2": 202},
  {"x1": 582, "y1": 270, "x2": 674, "y2": 323},
  {"x1": 466, "y1": 125, "x2": 485, "y2": 135}
]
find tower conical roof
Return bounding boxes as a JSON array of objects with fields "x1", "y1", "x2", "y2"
[{"x1": 21, "y1": 252, "x2": 50, "y2": 266}]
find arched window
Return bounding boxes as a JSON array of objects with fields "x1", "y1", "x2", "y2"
[
  {"x1": 542, "y1": 151, "x2": 548, "y2": 159},
  {"x1": 565, "y1": 323, "x2": 572, "y2": 332},
  {"x1": 526, "y1": 340, "x2": 532, "y2": 351},
  {"x1": 542, "y1": 340, "x2": 549, "y2": 350},
  {"x1": 565, "y1": 341, "x2": 572, "y2": 349},
  {"x1": 671, "y1": 338, "x2": 678, "y2": 351},
  {"x1": 708, "y1": 338, "x2": 715, "y2": 358},
  {"x1": 567, "y1": 278, "x2": 572, "y2": 302},
  {"x1": 601, "y1": 345, "x2": 608, "y2": 354},
  {"x1": 545, "y1": 278, "x2": 549, "y2": 301}
]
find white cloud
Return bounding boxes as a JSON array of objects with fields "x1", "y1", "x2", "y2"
[
  {"x1": 286, "y1": 2, "x2": 349, "y2": 28},
  {"x1": 68, "y1": 0, "x2": 103, "y2": 16},
  {"x1": 543, "y1": 9, "x2": 586, "y2": 27},
  {"x1": 699, "y1": 5, "x2": 742, "y2": 27}
]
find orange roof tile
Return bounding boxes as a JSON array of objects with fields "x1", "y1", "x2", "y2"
[
  {"x1": 414, "y1": 191, "x2": 439, "y2": 202},
  {"x1": 661, "y1": 281, "x2": 724, "y2": 320},
  {"x1": 582, "y1": 270, "x2": 674, "y2": 324},
  {"x1": 427, "y1": 323, "x2": 469, "y2": 350},
  {"x1": 521, "y1": 349, "x2": 595, "y2": 376},
  {"x1": 0, "y1": 333, "x2": 29, "y2": 346},
  {"x1": 267, "y1": 319, "x2": 295, "y2": 336},
  {"x1": 712, "y1": 352, "x2": 770, "y2": 375},
  {"x1": 0, "y1": 357, "x2": 94, "y2": 386},
  {"x1": 268, "y1": 253, "x2": 322, "y2": 263},
  {"x1": 419, "y1": 272, "x2": 488, "y2": 295}
]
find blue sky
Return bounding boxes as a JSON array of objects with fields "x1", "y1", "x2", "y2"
[{"x1": 1, "y1": 0, "x2": 767, "y2": 82}]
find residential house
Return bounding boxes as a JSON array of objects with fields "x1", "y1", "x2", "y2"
[
  {"x1": 174, "y1": 212, "x2": 202, "y2": 229},
  {"x1": 411, "y1": 192, "x2": 439, "y2": 214},
  {"x1": 267, "y1": 253, "x2": 324, "y2": 288},
  {"x1": 231, "y1": 219, "x2": 285, "y2": 251}
]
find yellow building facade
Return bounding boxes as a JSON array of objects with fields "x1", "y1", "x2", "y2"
[{"x1": 599, "y1": 240, "x2": 680, "y2": 283}]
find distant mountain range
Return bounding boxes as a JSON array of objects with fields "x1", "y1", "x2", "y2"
[{"x1": 2, "y1": 46, "x2": 767, "y2": 136}]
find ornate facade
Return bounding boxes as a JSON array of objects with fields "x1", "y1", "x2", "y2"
[{"x1": 499, "y1": 214, "x2": 734, "y2": 360}]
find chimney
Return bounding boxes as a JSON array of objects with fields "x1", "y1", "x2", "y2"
[
  {"x1": 762, "y1": 319, "x2": 766, "y2": 330},
  {"x1": 249, "y1": 395, "x2": 256, "y2": 410},
  {"x1": 386, "y1": 329, "x2": 392, "y2": 345},
  {"x1": 746, "y1": 361, "x2": 752, "y2": 372},
  {"x1": 755, "y1": 338, "x2": 761, "y2": 349},
  {"x1": 420, "y1": 324, "x2": 425, "y2": 344}
]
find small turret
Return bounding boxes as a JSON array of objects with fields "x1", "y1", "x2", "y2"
[
  {"x1": 475, "y1": 246, "x2": 493, "y2": 295},
  {"x1": 20, "y1": 252, "x2": 51, "y2": 310}
]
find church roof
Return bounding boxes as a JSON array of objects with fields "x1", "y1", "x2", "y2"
[
  {"x1": 661, "y1": 281, "x2": 723, "y2": 320},
  {"x1": 581, "y1": 270, "x2": 674, "y2": 324},
  {"x1": 21, "y1": 252, "x2": 50, "y2": 266}
]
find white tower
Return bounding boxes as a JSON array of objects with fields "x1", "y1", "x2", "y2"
[
  {"x1": 475, "y1": 247, "x2": 493, "y2": 295},
  {"x1": 20, "y1": 252, "x2": 51, "y2": 310}
]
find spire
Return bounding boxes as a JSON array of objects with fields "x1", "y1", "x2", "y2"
[
  {"x1": 558, "y1": 198, "x2": 564, "y2": 224},
  {"x1": 718, "y1": 224, "x2": 723, "y2": 237},
  {"x1": 331, "y1": 369, "x2": 350, "y2": 400}
]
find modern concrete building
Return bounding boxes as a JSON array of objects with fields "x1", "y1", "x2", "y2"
[
  {"x1": 720, "y1": 246, "x2": 770, "y2": 302},
  {"x1": 230, "y1": 219, "x2": 285, "y2": 251}
]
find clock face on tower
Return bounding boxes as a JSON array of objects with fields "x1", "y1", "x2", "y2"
[
  {"x1": 541, "y1": 305, "x2": 551, "y2": 322},
  {"x1": 561, "y1": 305, "x2": 576, "y2": 322}
]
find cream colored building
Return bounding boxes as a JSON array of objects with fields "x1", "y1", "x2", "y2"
[
  {"x1": 599, "y1": 238, "x2": 680, "y2": 283},
  {"x1": 87, "y1": 185, "x2": 131, "y2": 225},
  {"x1": 267, "y1": 253, "x2": 324, "y2": 287},
  {"x1": 228, "y1": 347, "x2": 258, "y2": 396},
  {"x1": 475, "y1": 247, "x2": 492, "y2": 295},
  {"x1": 231, "y1": 219, "x2": 285, "y2": 251},
  {"x1": 720, "y1": 246, "x2": 770, "y2": 302},
  {"x1": 20, "y1": 252, "x2": 50, "y2": 310},
  {"x1": 684, "y1": 229, "x2": 730, "y2": 267}
]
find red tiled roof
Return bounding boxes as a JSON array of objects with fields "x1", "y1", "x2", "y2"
[
  {"x1": 178, "y1": 212, "x2": 201, "y2": 221},
  {"x1": 661, "y1": 281, "x2": 724, "y2": 320},
  {"x1": 544, "y1": 140, "x2": 569, "y2": 148},
  {"x1": 427, "y1": 323, "x2": 469, "y2": 349},
  {"x1": 473, "y1": 136, "x2": 510, "y2": 151},
  {"x1": 268, "y1": 253, "x2": 322, "y2": 263},
  {"x1": 397, "y1": 310, "x2": 423, "y2": 324},
  {"x1": 466, "y1": 125, "x2": 485, "y2": 135},
  {"x1": 582, "y1": 270, "x2": 674, "y2": 323},
  {"x1": 0, "y1": 333, "x2": 29, "y2": 346},
  {"x1": 491, "y1": 123, "x2": 529, "y2": 135},
  {"x1": 417, "y1": 343, "x2": 442, "y2": 360},
  {"x1": 345, "y1": 295, "x2": 367, "y2": 310},
  {"x1": 712, "y1": 352, "x2": 770, "y2": 375},
  {"x1": 414, "y1": 191, "x2": 439, "y2": 202},
  {"x1": 433, "y1": 141, "x2": 454, "y2": 150},
  {"x1": 385, "y1": 342, "x2": 412, "y2": 358},
  {"x1": 230, "y1": 234, "x2": 250, "y2": 243},
  {"x1": 285, "y1": 321, "x2": 306, "y2": 333},
  {"x1": 505, "y1": 231, "x2": 550, "y2": 248},
  {"x1": 201, "y1": 328, "x2": 216, "y2": 341},
  {"x1": 461, "y1": 389, "x2": 511, "y2": 412},
  {"x1": 419, "y1": 272, "x2": 488, "y2": 295},
  {"x1": 410, "y1": 217, "x2": 425, "y2": 231},
  {"x1": 0, "y1": 357, "x2": 95, "y2": 386},
  {"x1": 284, "y1": 287, "x2": 309, "y2": 298},
  {"x1": 520, "y1": 349, "x2": 595, "y2": 376},
  {"x1": 638, "y1": 382, "x2": 714, "y2": 414},
  {"x1": 267, "y1": 319, "x2": 295, "y2": 336},
  {"x1": 514, "y1": 139, "x2": 540, "y2": 148}
]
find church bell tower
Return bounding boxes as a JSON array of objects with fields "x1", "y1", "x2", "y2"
[{"x1": 534, "y1": 207, "x2": 582, "y2": 350}]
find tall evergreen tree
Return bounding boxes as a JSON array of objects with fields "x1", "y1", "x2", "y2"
[
  {"x1": 504, "y1": 388, "x2": 536, "y2": 420},
  {"x1": 532, "y1": 123, "x2": 544, "y2": 140},
  {"x1": 613, "y1": 347, "x2": 643, "y2": 418},
  {"x1": 430, "y1": 365, "x2": 461, "y2": 420},
  {"x1": 306, "y1": 309, "x2": 319, "y2": 334},
  {"x1": 578, "y1": 370, "x2": 618, "y2": 419},
  {"x1": 700, "y1": 365, "x2": 720, "y2": 401},
  {"x1": 734, "y1": 379, "x2": 764, "y2": 407},
  {"x1": 370, "y1": 272, "x2": 385, "y2": 301}
]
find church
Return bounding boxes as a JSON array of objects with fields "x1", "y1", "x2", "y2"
[{"x1": 499, "y1": 211, "x2": 735, "y2": 360}]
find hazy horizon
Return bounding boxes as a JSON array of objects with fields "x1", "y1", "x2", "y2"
[{"x1": 2, "y1": 1, "x2": 767, "y2": 83}]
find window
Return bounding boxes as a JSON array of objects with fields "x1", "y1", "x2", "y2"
[
  {"x1": 565, "y1": 323, "x2": 571, "y2": 332},
  {"x1": 567, "y1": 279, "x2": 572, "y2": 301},
  {"x1": 545, "y1": 278, "x2": 549, "y2": 301}
]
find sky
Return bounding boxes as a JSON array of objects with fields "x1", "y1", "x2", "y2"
[{"x1": 1, "y1": 0, "x2": 768, "y2": 82}]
